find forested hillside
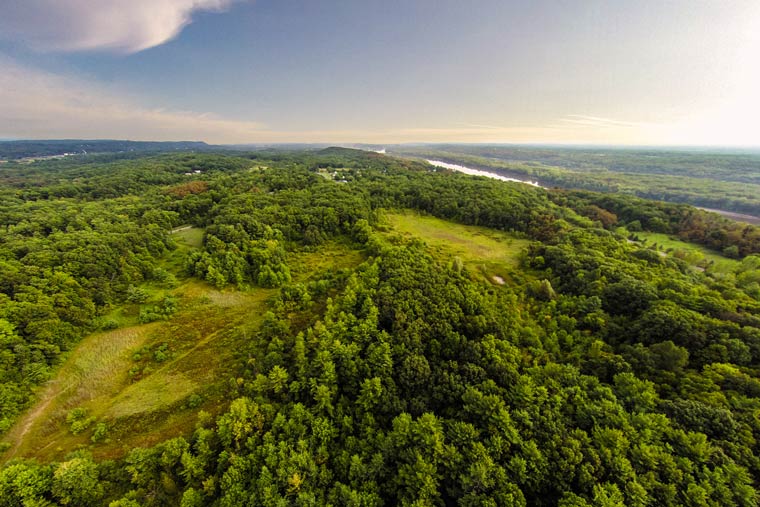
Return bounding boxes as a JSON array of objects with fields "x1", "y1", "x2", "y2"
[{"x1": 1, "y1": 148, "x2": 760, "y2": 506}]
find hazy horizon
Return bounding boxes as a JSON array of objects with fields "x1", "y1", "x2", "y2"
[
  {"x1": 1, "y1": 0, "x2": 759, "y2": 146},
  {"x1": 4, "y1": 139, "x2": 760, "y2": 154}
]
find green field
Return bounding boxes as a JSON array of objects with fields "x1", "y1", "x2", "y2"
[
  {"x1": 172, "y1": 225, "x2": 204, "y2": 248},
  {"x1": 2, "y1": 281, "x2": 273, "y2": 462},
  {"x1": 288, "y1": 240, "x2": 366, "y2": 282},
  {"x1": 636, "y1": 231, "x2": 741, "y2": 273},
  {"x1": 1, "y1": 231, "x2": 366, "y2": 463},
  {"x1": 381, "y1": 210, "x2": 531, "y2": 284}
]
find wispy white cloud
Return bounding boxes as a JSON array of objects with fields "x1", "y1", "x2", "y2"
[
  {"x1": 558, "y1": 115, "x2": 649, "y2": 128},
  {"x1": 0, "y1": 0, "x2": 243, "y2": 53},
  {"x1": 3, "y1": 52, "x2": 753, "y2": 146},
  {"x1": 0, "y1": 57, "x2": 585, "y2": 144},
  {"x1": 0, "y1": 61, "x2": 589, "y2": 143},
  {"x1": 460, "y1": 123, "x2": 511, "y2": 131},
  {"x1": 0, "y1": 55, "x2": 267, "y2": 142},
  {"x1": 0, "y1": 57, "x2": 668, "y2": 144}
]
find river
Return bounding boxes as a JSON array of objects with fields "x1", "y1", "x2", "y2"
[
  {"x1": 426, "y1": 160, "x2": 543, "y2": 188},
  {"x1": 425, "y1": 160, "x2": 760, "y2": 225},
  {"x1": 697, "y1": 207, "x2": 760, "y2": 226}
]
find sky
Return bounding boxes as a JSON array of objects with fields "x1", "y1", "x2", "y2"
[{"x1": 0, "y1": 0, "x2": 758, "y2": 146}]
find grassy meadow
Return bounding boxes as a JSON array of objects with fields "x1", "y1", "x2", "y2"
[
  {"x1": 2, "y1": 280, "x2": 274, "y2": 462},
  {"x1": 636, "y1": 231, "x2": 741, "y2": 273},
  {"x1": 1, "y1": 227, "x2": 365, "y2": 462},
  {"x1": 381, "y1": 210, "x2": 531, "y2": 284}
]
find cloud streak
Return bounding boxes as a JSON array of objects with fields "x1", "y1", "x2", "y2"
[
  {"x1": 558, "y1": 115, "x2": 649, "y2": 128},
  {"x1": 0, "y1": 55, "x2": 268, "y2": 142},
  {"x1": 0, "y1": 56, "x2": 578, "y2": 144},
  {"x1": 0, "y1": 0, "x2": 242, "y2": 53},
  {"x1": 3, "y1": 54, "x2": 753, "y2": 146},
  {"x1": 0, "y1": 57, "x2": 671, "y2": 145}
]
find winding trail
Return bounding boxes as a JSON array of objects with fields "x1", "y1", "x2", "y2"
[{"x1": 4, "y1": 380, "x2": 74, "y2": 459}]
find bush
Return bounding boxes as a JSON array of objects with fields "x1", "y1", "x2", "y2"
[
  {"x1": 100, "y1": 319, "x2": 119, "y2": 330},
  {"x1": 67, "y1": 408, "x2": 95, "y2": 435},
  {"x1": 91, "y1": 423, "x2": 108, "y2": 443},
  {"x1": 153, "y1": 343, "x2": 172, "y2": 362},
  {"x1": 187, "y1": 394, "x2": 203, "y2": 409},
  {"x1": 126, "y1": 285, "x2": 150, "y2": 304}
]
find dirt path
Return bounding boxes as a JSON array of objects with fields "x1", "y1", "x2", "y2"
[
  {"x1": 1, "y1": 325, "x2": 152, "y2": 462},
  {"x1": 3, "y1": 380, "x2": 74, "y2": 459},
  {"x1": 2, "y1": 289, "x2": 266, "y2": 461}
]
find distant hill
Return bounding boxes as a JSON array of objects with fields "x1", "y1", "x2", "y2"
[{"x1": 0, "y1": 139, "x2": 215, "y2": 160}]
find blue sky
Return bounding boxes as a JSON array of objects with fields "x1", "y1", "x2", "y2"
[{"x1": 0, "y1": 0, "x2": 758, "y2": 145}]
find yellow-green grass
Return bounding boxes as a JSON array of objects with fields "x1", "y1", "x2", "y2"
[
  {"x1": 172, "y1": 226, "x2": 204, "y2": 249},
  {"x1": 160, "y1": 226, "x2": 204, "y2": 276},
  {"x1": 381, "y1": 210, "x2": 530, "y2": 284},
  {"x1": 288, "y1": 240, "x2": 366, "y2": 283},
  {"x1": 2, "y1": 237, "x2": 366, "y2": 463},
  {"x1": 636, "y1": 232, "x2": 741, "y2": 273},
  {"x1": 1, "y1": 280, "x2": 273, "y2": 463},
  {"x1": 100, "y1": 286, "x2": 177, "y2": 329}
]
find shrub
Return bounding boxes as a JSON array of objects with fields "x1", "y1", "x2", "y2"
[{"x1": 67, "y1": 408, "x2": 95, "y2": 435}]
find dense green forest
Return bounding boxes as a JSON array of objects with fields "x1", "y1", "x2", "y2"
[
  {"x1": 1, "y1": 148, "x2": 760, "y2": 505},
  {"x1": 390, "y1": 145, "x2": 760, "y2": 217}
]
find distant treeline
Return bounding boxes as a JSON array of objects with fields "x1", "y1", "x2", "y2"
[
  {"x1": 0, "y1": 140, "x2": 214, "y2": 160},
  {"x1": 392, "y1": 145, "x2": 760, "y2": 216}
]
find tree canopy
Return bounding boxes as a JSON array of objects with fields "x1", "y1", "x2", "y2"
[{"x1": 1, "y1": 148, "x2": 759, "y2": 505}]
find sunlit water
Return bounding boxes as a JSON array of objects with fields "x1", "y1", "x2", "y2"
[{"x1": 426, "y1": 160, "x2": 543, "y2": 188}]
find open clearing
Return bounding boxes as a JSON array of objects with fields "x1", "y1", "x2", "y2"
[
  {"x1": 636, "y1": 232, "x2": 741, "y2": 273},
  {"x1": 2, "y1": 281, "x2": 273, "y2": 462},
  {"x1": 381, "y1": 210, "x2": 530, "y2": 283},
  {"x1": 172, "y1": 225, "x2": 204, "y2": 248},
  {"x1": 0, "y1": 227, "x2": 224, "y2": 462},
  {"x1": 2, "y1": 231, "x2": 365, "y2": 463},
  {"x1": 289, "y1": 240, "x2": 366, "y2": 282}
]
